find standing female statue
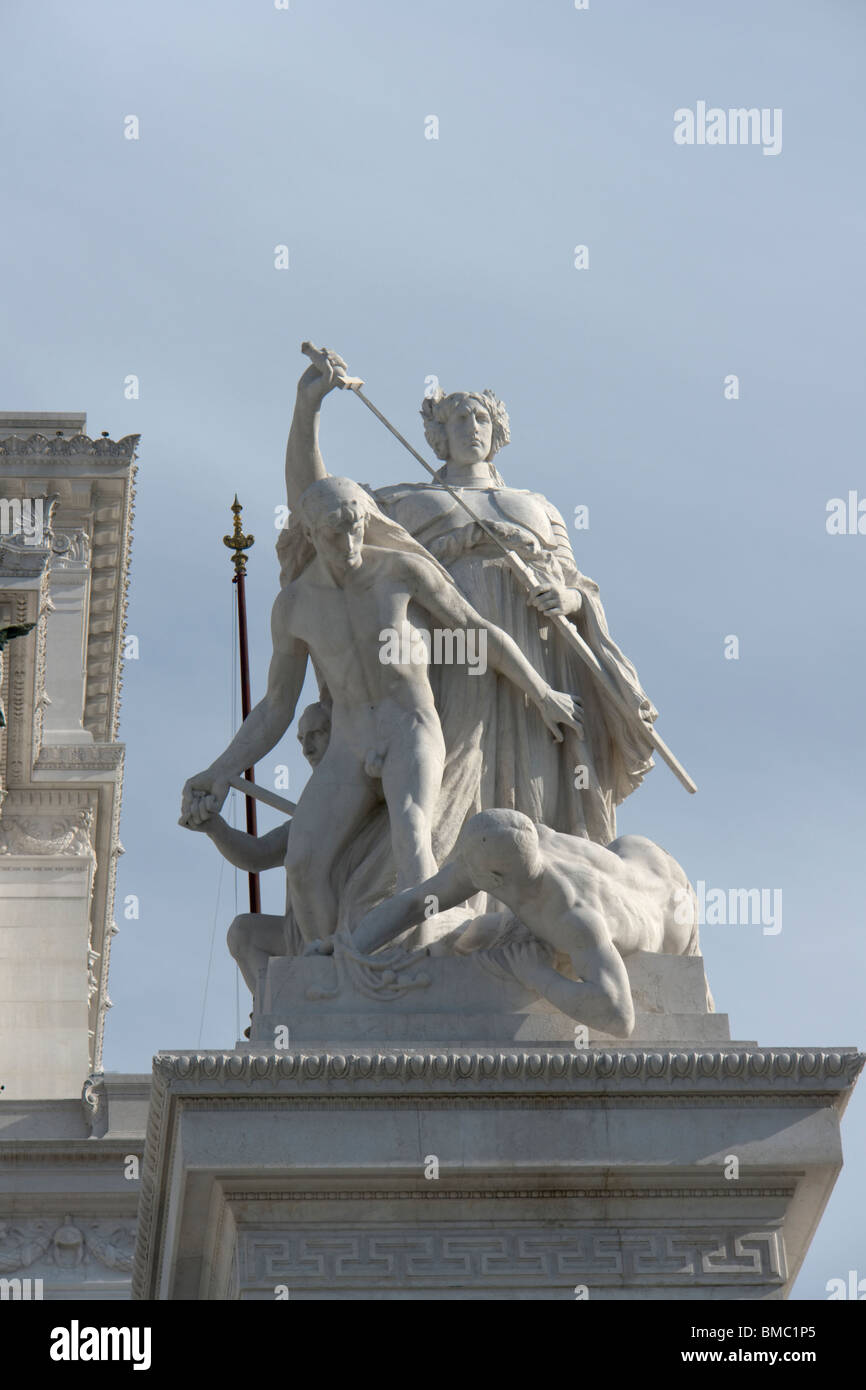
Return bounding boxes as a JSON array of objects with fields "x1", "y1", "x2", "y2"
[{"x1": 282, "y1": 350, "x2": 656, "y2": 882}]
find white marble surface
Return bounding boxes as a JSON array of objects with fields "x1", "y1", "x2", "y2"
[
  {"x1": 133, "y1": 1046, "x2": 863, "y2": 1301},
  {"x1": 251, "y1": 951, "x2": 729, "y2": 1045}
]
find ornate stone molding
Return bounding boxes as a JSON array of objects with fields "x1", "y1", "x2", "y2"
[
  {"x1": 1, "y1": 591, "x2": 41, "y2": 786},
  {"x1": 0, "y1": 433, "x2": 139, "y2": 460},
  {"x1": 0, "y1": 1216, "x2": 136, "y2": 1274},
  {"x1": 35, "y1": 744, "x2": 124, "y2": 771},
  {"x1": 0, "y1": 864, "x2": 91, "y2": 876},
  {"x1": 237, "y1": 1224, "x2": 786, "y2": 1290},
  {"x1": 0, "y1": 788, "x2": 97, "y2": 812},
  {"x1": 232, "y1": 1186, "x2": 796, "y2": 1204},
  {"x1": 0, "y1": 536, "x2": 52, "y2": 577},
  {"x1": 134, "y1": 1045, "x2": 861, "y2": 1302},
  {"x1": 31, "y1": 581, "x2": 52, "y2": 764},
  {"x1": 51, "y1": 527, "x2": 91, "y2": 569},
  {"x1": 91, "y1": 739, "x2": 128, "y2": 1073},
  {"x1": 151, "y1": 1047, "x2": 865, "y2": 1093},
  {"x1": 81, "y1": 1072, "x2": 107, "y2": 1137},
  {"x1": 0, "y1": 809, "x2": 94, "y2": 857},
  {"x1": 85, "y1": 472, "x2": 136, "y2": 744}
]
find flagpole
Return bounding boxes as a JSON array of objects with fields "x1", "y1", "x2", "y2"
[{"x1": 223, "y1": 497, "x2": 261, "y2": 913}]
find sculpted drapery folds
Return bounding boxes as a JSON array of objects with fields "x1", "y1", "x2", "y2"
[
  {"x1": 280, "y1": 363, "x2": 656, "y2": 867},
  {"x1": 183, "y1": 350, "x2": 659, "y2": 947},
  {"x1": 373, "y1": 455, "x2": 656, "y2": 845}
]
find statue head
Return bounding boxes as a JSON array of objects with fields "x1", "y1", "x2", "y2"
[
  {"x1": 297, "y1": 701, "x2": 331, "y2": 767},
  {"x1": 299, "y1": 476, "x2": 374, "y2": 576},
  {"x1": 420, "y1": 388, "x2": 510, "y2": 478},
  {"x1": 457, "y1": 809, "x2": 542, "y2": 892},
  {"x1": 281, "y1": 473, "x2": 458, "y2": 590}
]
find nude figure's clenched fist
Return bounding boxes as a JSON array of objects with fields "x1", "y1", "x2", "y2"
[{"x1": 180, "y1": 770, "x2": 229, "y2": 829}]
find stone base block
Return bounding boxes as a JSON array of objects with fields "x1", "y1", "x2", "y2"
[
  {"x1": 251, "y1": 951, "x2": 730, "y2": 1046},
  {"x1": 133, "y1": 1045, "x2": 863, "y2": 1301}
]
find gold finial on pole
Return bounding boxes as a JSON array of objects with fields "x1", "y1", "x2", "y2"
[{"x1": 223, "y1": 495, "x2": 255, "y2": 579}]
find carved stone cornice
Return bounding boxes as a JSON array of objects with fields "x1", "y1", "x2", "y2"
[
  {"x1": 85, "y1": 474, "x2": 136, "y2": 743},
  {"x1": 229, "y1": 1185, "x2": 796, "y2": 1204},
  {"x1": 0, "y1": 788, "x2": 97, "y2": 812},
  {"x1": 35, "y1": 744, "x2": 124, "y2": 772},
  {"x1": 0, "y1": 433, "x2": 139, "y2": 461},
  {"x1": 150, "y1": 1046, "x2": 866, "y2": 1094}
]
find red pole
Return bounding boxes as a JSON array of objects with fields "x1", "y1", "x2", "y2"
[
  {"x1": 234, "y1": 569, "x2": 261, "y2": 913},
  {"x1": 224, "y1": 498, "x2": 260, "y2": 914}
]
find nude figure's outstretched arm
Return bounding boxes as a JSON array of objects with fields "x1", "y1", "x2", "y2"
[
  {"x1": 183, "y1": 815, "x2": 290, "y2": 873},
  {"x1": 405, "y1": 557, "x2": 584, "y2": 742},
  {"x1": 353, "y1": 859, "x2": 478, "y2": 955},
  {"x1": 181, "y1": 590, "x2": 308, "y2": 826}
]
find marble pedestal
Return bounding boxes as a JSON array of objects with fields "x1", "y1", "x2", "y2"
[
  {"x1": 132, "y1": 959, "x2": 862, "y2": 1301},
  {"x1": 251, "y1": 950, "x2": 729, "y2": 1046}
]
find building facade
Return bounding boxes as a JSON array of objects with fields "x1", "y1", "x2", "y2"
[{"x1": 0, "y1": 415, "x2": 146, "y2": 1299}]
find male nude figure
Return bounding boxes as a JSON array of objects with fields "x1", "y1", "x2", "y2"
[
  {"x1": 180, "y1": 702, "x2": 332, "y2": 993},
  {"x1": 348, "y1": 809, "x2": 700, "y2": 1037},
  {"x1": 182, "y1": 478, "x2": 583, "y2": 942}
]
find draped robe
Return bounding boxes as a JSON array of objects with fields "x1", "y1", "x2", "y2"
[
  {"x1": 276, "y1": 476, "x2": 657, "y2": 936},
  {"x1": 374, "y1": 481, "x2": 656, "y2": 855}
]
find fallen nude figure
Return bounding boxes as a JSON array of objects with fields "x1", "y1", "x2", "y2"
[{"x1": 309, "y1": 810, "x2": 701, "y2": 1038}]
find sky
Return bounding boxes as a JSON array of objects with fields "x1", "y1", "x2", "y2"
[{"x1": 2, "y1": 0, "x2": 864, "y2": 1300}]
